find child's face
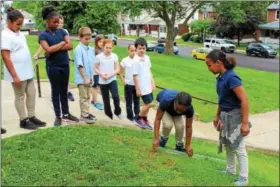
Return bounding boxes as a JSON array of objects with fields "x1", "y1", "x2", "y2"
[
  {"x1": 128, "y1": 46, "x2": 136, "y2": 57},
  {"x1": 136, "y1": 44, "x2": 146, "y2": 57},
  {"x1": 80, "y1": 35, "x2": 91, "y2": 46},
  {"x1": 98, "y1": 40, "x2": 103, "y2": 48},
  {"x1": 47, "y1": 16, "x2": 60, "y2": 31},
  {"x1": 58, "y1": 18, "x2": 64, "y2": 29},
  {"x1": 103, "y1": 42, "x2": 113, "y2": 55},
  {"x1": 174, "y1": 103, "x2": 187, "y2": 114},
  {"x1": 205, "y1": 58, "x2": 222, "y2": 75},
  {"x1": 8, "y1": 18, "x2": 23, "y2": 32}
]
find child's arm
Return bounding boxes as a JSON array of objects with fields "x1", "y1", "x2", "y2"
[
  {"x1": 74, "y1": 49, "x2": 90, "y2": 85},
  {"x1": 33, "y1": 45, "x2": 44, "y2": 59},
  {"x1": 152, "y1": 108, "x2": 165, "y2": 152},
  {"x1": 61, "y1": 35, "x2": 73, "y2": 51},
  {"x1": 94, "y1": 62, "x2": 106, "y2": 80},
  {"x1": 1, "y1": 50, "x2": 20, "y2": 86},
  {"x1": 119, "y1": 63, "x2": 126, "y2": 85},
  {"x1": 78, "y1": 66, "x2": 90, "y2": 86},
  {"x1": 150, "y1": 71, "x2": 156, "y2": 91},
  {"x1": 133, "y1": 75, "x2": 141, "y2": 97},
  {"x1": 213, "y1": 106, "x2": 221, "y2": 127},
  {"x1": 233, "y1": 86, "x2": 250, "y2": 136},
  {"x1": 40, "y1": 40, "x2": 66, "y2": 55},
  {"x1": 185, "y1": 117, "x2": 193, "y2": 157}
]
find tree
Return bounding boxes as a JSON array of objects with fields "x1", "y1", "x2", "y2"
[
  {"x1": 212, "y1": 1, "x2": 273, "y2": 45},
  {"x1": 122, "y1": 1, "x2": 207, "y2": 55},
  {"x1": 190, "y1": 19, "x2": 213, "y2": 40}
]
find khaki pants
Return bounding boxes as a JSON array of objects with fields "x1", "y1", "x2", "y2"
[
  {"x1": 12, "y1": 79, "x2": 36, "y2": 120},
  {"x1": 162, "y1": 112, "x2": 184, "y2": 143},
  {"x1": 78, "y1": 85, "x2": 91, "y2": 117}
]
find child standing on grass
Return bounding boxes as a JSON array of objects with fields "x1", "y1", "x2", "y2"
[
  {"x1": 91, "y1": 35, "x2": 105, "y2": 110},
  {"x1": 133, "y1": 37, "x2": 156, "y2": 130},
  {"x1": 74, "y1": 27, "x2": 97, "y2": 124},
  {"x1": 205, "y1": 49, "x2": 251, "y2": 186},
  {"x1": 33, "y1": 15, "x2": 75, "y2": 102},
  {"x1": 119, "y1": 44, "x2": 140, "y2": 122},
  {"x1": 94, "y1": 39, "x2": 122, "y2": 119},
  {"x1": 39, "y1": 5, "x2": 79, "y2": 126},
  {"x1": 1, "y1": 7, "x2": 46, "y2": 130}
]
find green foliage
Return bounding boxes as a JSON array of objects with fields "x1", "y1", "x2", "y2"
[
  {"x1": 182, "y1": 33, "x2": 193, "y2": 42},
  {"x1": 190, "y1": 19, "x2": 213, "y2": 35}
]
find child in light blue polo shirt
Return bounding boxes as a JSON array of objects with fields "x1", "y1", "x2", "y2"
[{"x1": 74, "y1": 27, "x2": 97, "y2": 124}]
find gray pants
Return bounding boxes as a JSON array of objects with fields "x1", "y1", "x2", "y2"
[
  {"x1": 225, "y1": 138, "x2": 248, "y2": 179},
  {"x1": 12, "y1": 79, "x2": 36, "y2": 120}
]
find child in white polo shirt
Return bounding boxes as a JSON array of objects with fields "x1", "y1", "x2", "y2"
[
  {"x1": 133, "y1": 37, "x2": 156, "y2": 130},
  {"x1": 119, "y1": 44, "x2": 140, "y2": 121},
  {"x1": 1, "y1": 7, "x2": 46, "y2": 131}
]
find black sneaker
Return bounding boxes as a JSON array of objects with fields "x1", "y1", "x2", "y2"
[
  {"x1": 88, "y1": 113, "x2": 97, "y2": 120},
  {"x1": 159, "y1": 136, "x2": 168, "y2": 147},
  {"x1": 1, "y1": 128, "x2": 7, "y2": 134},
  {"x1": 54, "y1": 117, "x2": 62, "y2": 127},
  {"x1": 175, "y1": 142, "x2": 186, "y2": 152},
  {"x1": 29, "y1": 116, "x2": 46, "y2": 127},
  {"x1": 20, "y1": 118, "x2": 38, "y2": 130},
  {"x1": 62, "y1": 113, "x2": 79, "y2": 123}
]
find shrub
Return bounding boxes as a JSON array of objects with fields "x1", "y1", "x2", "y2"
[{"x1": 182, "y1": 33, "x2": 192, "y2": 41}]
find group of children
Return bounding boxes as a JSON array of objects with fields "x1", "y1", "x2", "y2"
[{"x1": 1, "y1": 5, "x2": 251, "y2": 186}]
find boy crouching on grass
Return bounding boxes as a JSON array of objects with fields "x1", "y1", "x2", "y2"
[{"x1": 74, "y1": 27, "x2": 97, "y2": 124}]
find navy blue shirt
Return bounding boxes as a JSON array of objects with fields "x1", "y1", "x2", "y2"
[
  {"x1": 156, "y1": 89, "x2": 194, "y2": 118},
  {"x1": 216, "y1": 70, "x2": 242, "y2": 112},
  {"x1": 39, "y1": 29, "x2": 69, "y2": 67}
]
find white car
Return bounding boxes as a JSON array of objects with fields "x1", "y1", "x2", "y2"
[{"x1": 204, "y1": 38, "x2": 236, "y2": 53}]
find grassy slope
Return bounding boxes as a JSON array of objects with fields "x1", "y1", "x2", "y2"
[
  {"x1": 4, "y1": 35, "x2": 279, "y2": 122},
  {"x1": 1, "y1": 125, "x2": 279, "y2": 186}
]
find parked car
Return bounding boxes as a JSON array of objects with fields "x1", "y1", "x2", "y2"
[
  {"x1": 246, "y1": 43, "x2": 277, "y2": 58},
  {"x1": 204, "y1": 38, "x2": 236, "y2": 53},
  {"x1": 154, "y1": 43, "x2": 179, "y2": 55},
  {"x1": 158, "y1": 37, "x2": 166, "y2": 43},
  {"x1": 191, "y1": 47, "x2": 213, "y2": 60},
  {"x1": 91, "y1": 28, "x2": 100, "y2": 38},
  {"x1": 147, "y1": 42, "x2": 156, "y2": 51}
]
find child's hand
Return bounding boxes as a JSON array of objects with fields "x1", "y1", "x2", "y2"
[
  {"x1": 13, "y1": 76, "x2": 21, "y2": 87},
  {"x1": 152, "y1": 84, "x2": 156, "y2": 91},
  {"x1": 84, "y1": 79, "x2": 91, "y2": 86},
  {"x1": 185, "y1": 145, "x2": 193, "y2": 157},
  {"x1": 101, "y1": 73, "x2": 108, "y2": 80},
  {"x1": 33, "y1": 55, "x2": 39, "y2": 60},
  {"x1": 241, "y1": 123, "x2": 250, "y2": 136},
  {"x1": 213, "y1": 116, "x2": 219, "y2": 128},
  {"x1": 152, "y1": 138, "x2": 159, "y2": 152}
]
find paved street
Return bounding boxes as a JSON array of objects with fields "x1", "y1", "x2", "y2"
[
  {"x1": 70, "y1": 36, "x2": 279, "y2": 72},
  {"x1": 116, "y1": 39, "x2": 280, "y2": 73}
]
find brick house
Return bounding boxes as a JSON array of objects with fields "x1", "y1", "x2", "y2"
[{"x1": 258, "y1": 2, "x2": 280, "y2": 39}]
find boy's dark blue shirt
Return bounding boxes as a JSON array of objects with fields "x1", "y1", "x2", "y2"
[{"x1": 156, "y1": 89, "x2": 194, "y2": 118}]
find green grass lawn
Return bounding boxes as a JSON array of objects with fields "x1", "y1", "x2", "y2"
[
  {"x1": 23, "y1": 35, "x2": 279, "y2": 122},
  {"x1": 1, "y1": 125, "x2": 279, "y2": 186}
]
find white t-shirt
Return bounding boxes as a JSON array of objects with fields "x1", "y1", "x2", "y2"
[
  {"x1": 120, "y1": 56, "x2": 135, "y2": 86},
  {"x1": 132, "y1": 55, "x2": 152, "y2": 95},
  {"x1": 1, "y1": 28, "x2": 34, "y2": 82},
  {"x1": 96, "y1": 53, "x2": 118, "y2": 85}
]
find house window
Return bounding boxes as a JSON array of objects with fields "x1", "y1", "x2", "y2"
[
  {"x1": 160, "y1": 26, "x2": 166, "y2": 33},
  {"x1": 276, "y1": 10, "x2": 280, "y2": 20}
]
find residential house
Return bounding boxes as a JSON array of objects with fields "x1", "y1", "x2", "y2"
[
  {"x1": 258, "y1": 2, "x2": 280, "y2": 40},
  {"x1": 118, "y1": 6, "x2": 217, "y2": 38},
  {"x1": 18, "y1": 9, "x2": 36, "y2": 31}
]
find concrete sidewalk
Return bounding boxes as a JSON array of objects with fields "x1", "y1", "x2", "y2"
[{"x1": 1, "y1": 80, "x2": 279, "y2": 151}]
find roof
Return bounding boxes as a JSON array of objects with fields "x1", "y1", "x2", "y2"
[
  {"x1": 18, "y1": 9, "x2": 34, "y2": 19},
  {"x1": 258, "y1": 21, "x2": 280, "y2": 30},
  {"x1": 267, "y1": 2, "x2": 280, "y2": 10}
]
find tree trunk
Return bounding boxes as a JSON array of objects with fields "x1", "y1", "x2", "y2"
[
  {"x1": 136, "y1": 25, "x2": 140, "y2": 37},
  {"x1": 164, "y1": 24, "x2": 176, "y2": 55},
  {"x1": 237, "y1": 28, "x2": 240, "y2": 46}
]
